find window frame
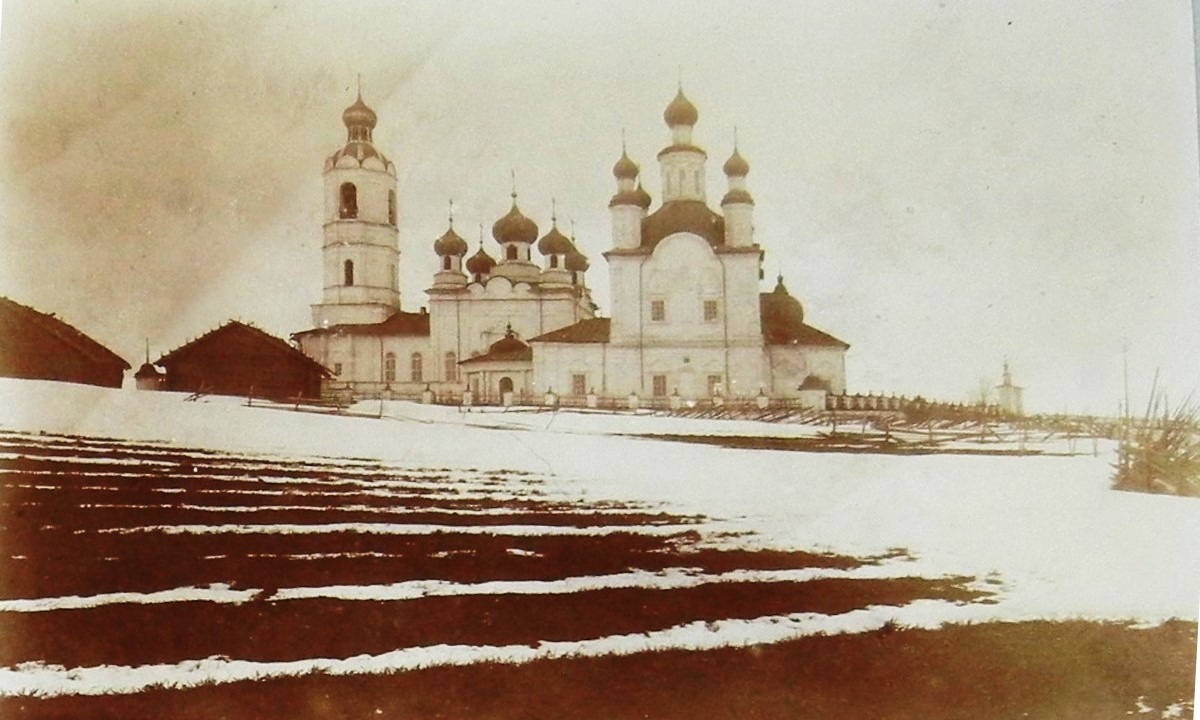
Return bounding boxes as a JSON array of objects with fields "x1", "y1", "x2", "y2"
[
  {"x1": 650, "y1": 299, "x2": 666, "y2": 322},
  {"x1": 411, "y1": 352, "x2": 424, "y2": 383}
]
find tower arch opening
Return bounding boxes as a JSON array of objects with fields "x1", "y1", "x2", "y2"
[{"x1": 340, "y1": 183, "x2": 358, "y2": 219}]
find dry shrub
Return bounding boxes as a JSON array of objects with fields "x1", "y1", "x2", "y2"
[{"x1": 1113, "y1": 387, "x2": 1200, "y2": 497}]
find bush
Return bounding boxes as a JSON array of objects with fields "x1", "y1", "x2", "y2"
[{"x1": 1113, "y1": 389, "x2": 1200, "y2": 497}]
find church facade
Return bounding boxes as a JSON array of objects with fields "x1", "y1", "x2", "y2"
[{"x1": 293, "y1": 87, "x2": 848, "y2": 405}]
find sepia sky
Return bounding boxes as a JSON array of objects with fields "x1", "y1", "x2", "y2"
[{"x1": 0, "y1": 0, "x2": 1197, "y2": 414}]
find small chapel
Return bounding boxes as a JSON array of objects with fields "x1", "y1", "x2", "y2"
[{"x1": 293, "y1": 86, "x2": 849, "y2": 406}]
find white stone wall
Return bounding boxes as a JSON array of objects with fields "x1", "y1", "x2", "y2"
[
  {"x1": 764, "y1": 344, "x2": 847, "y2": 397},
  {"x1": 314, "y1": 154, "x2": 400, "y2": 327}
]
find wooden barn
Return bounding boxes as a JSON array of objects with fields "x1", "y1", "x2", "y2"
[
  {"x1": 0, "y1": 296, "x2": 130, "y2": 388},
  {"x1": 154, "y1": 321, "x2": 330, "y2": 400}
]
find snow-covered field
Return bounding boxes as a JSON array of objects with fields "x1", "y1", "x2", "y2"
[
  {"x1": 4, "y1": 378, "x2": 1195, "y2": 622},
  {"x1": 0, "y1": 378, "x2": 1196, "y2": 710}
]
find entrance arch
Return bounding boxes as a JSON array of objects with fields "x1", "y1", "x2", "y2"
[{"x1": 498, "y1": 376, "x2": 514, "y2": 394}]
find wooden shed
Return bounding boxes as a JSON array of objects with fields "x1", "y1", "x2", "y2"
[
  {"x1": 155, "y1": 321, "x2": 330, "y2": 400},
  {"x1": 0, "y1": 296, "x2": 129, "y2": 388}
]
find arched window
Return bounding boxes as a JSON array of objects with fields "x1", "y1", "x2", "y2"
[
  {"x1": 549, "y1": 255, "x2": 558, "y2": 268},
  {"x1": 411, "y1": 352, "x2": 423, "y2": 383},
  {"x1": 444, "y1": 352, "x2": 457, "y2": 382},
  {"x1": 384, "y1": 352, "x2": 396, "y2": 383},
  {"x1": 387, "y1": 190, "x2": 397, "y2": 226},
  {"x1": 442, "y1": 256, "x2": 452, "y2": 271},
  {"x1": 343, "y1": 259, "x2": 355, "y2": 286},
  {"x1": 339, "y1": 183, "x2": 358, "y2": 219},
  {"x1": 499, "y1": 376, "x2": 514, "y2": 394},
  {"x1": 505, "y1": 245, "x2": 517, "y2": 261}
]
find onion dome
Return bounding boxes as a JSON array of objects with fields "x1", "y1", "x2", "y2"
[
  {"x1": 565, "y1": 245, "x2": 590, "y2": 272},
  {"x1": 612, "y1": 150, "x2": 639, "y2": 180},
  {"x1": 434, "y1": 226, "x2": 469, "y2": 257},
  {"x1": 465, "y1": 245, "x2": 496, "y2": 275},
  {"x1": 760, "y1": 276, "x2": 807, "y2": 344},
  {"x1": 664, "y1": 88, "x2": 699, "y2": 127},
  {"x1": 633, "y1": 182, "x2": 652, "y2": 209},
  {"x1": 537, "y1": 223, "x2": 573, "y2": 256},
  {"x1": 492, "y1": 198, "x2": 539, "y2": 245},
  {"x1": 342, "y1": 92, "x2": 377, "y2": 132},
  {"x1": 723, "y1": 148, "x2": 750, "y2": 177}
]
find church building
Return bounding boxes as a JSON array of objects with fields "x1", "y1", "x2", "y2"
[{"x1": 293, "y1": 86, "x2": 848, "y2": 405}]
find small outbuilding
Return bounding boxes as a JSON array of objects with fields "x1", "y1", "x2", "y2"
[
  {"x1": 0, "y1": 296, "x2": 130, "y2": 388},
  {"x1": 459, "y1": 325, "x2": 533, "y2": 404},
  {"x1": 154, "y1": 321, "x2": 330, "y2": 400}
]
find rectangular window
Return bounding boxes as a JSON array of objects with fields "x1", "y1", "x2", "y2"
[
  {"x1": 703, "y1": 300, "x2": 719, "y2": 322},
  {"x1": 333, "y1": 363, "x2": 343, "y2": 376},
  {"x1": 708, "y1": 375, "x2": 724, "y2": 397},
  {"x1": 572, "y1": 373, "x2": 587, "y2": 397},
  {"x1": 652, "y1": 375, "x2": 668, "y2": 398},
  {"x1": 650, "y1": 299, "x2": 666, "y2": 322}
]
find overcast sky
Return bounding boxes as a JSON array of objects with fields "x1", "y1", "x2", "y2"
[{"x1": 1, "y1": 0, "x2": 1197, "y2": 413}]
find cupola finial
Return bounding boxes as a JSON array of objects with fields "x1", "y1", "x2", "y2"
[{"x1": 448, "y1": 198, "x2": 455, "y2": 228}]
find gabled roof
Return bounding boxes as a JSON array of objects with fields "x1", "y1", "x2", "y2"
[
  {"x1": 291, "y1": 311, "x2": 431, "y2": 340},
  {"x1": 760, "y1": 289, "x2": 849, "y2": 349},
  {"x1": 768, "y1": 321, "x2": 850, "y2": 348},
  {"x1": 529, "y1": 317, "x2": 611, "y2": 344},
  {"x1": 159, "y1": 321, "x2": 331, "y2": 376},
  {"x1": 0, "y1": 296, "x2": 130, "y2": 372}
]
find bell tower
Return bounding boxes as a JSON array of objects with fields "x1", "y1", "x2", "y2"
[{"x1": 311, "y1": 85, "x2": 401, "y2": 328}]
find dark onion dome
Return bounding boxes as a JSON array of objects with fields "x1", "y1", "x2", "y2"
[
  {"x1": 633, "y1": 183, "x2": 652, "y2": 209},
  {"x1": 640, "y1": 199, "x2": 725, "y2": 249},
  {"x1": 465, "y1": 246, "x2": 497, "y2": 275},
  {"x1": 723, "y1": 148, "x2": 750, "y2": 177},
  {"x1": 664, "y1": 88, "x2": 699, "y2": 127},
  {"x1": 721, "y1": 188, "x2": 755, "y2": 206},
  {"x1": 537, "y1": 224, "x2": 573, "y2": 256},
  {"x1": 492, "y1": 199, "x2": 539, "y2": 245},
  {"x1": 434, "y1": 227, "x2": 469, "y2": 257},
  {"x1": 612, "y1": 150, "x2": 639, "y2": 179},
  {"x1": 342, "y1": 92, "x2": 378, "y2": 131},
  {"x1": 565, "y1": 244, "x2": 590, "y2": 272},
  {"x1": 489, "y1": 326, "x2": 529, "y2": 357},
  {"x1": 760, "y1": 276, "x2": 807, "y2": 343}
]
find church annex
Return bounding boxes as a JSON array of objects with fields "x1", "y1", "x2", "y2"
[{"x1": 293, "y1": 87, "x2": 848, "y2": 406}]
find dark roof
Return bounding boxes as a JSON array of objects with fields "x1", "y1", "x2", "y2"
[
  {"x1": 760, "y1": 280, "x2": 849, "y2": 348},
  {"x1": 292, "y1": 311, "x2": 431, "y2": 340},
  {"x1": 641, "y1": 200, "x2": 725, "y2": 250},
  {"x1": 529, "y1": 317, "x2": 611, "y2": 344},
  {"x1": 459, "y1": 328, "x2": 533, "y2": 365},
  {"x1": 160, "y1": 321, "x2": 331, "y2": 376},
  {"x1": 0, "y1": 296, "x2": 130, "y2": 385},
  {"x1": 798, "y1": 375, "x2": 832, "y2": 391}
]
